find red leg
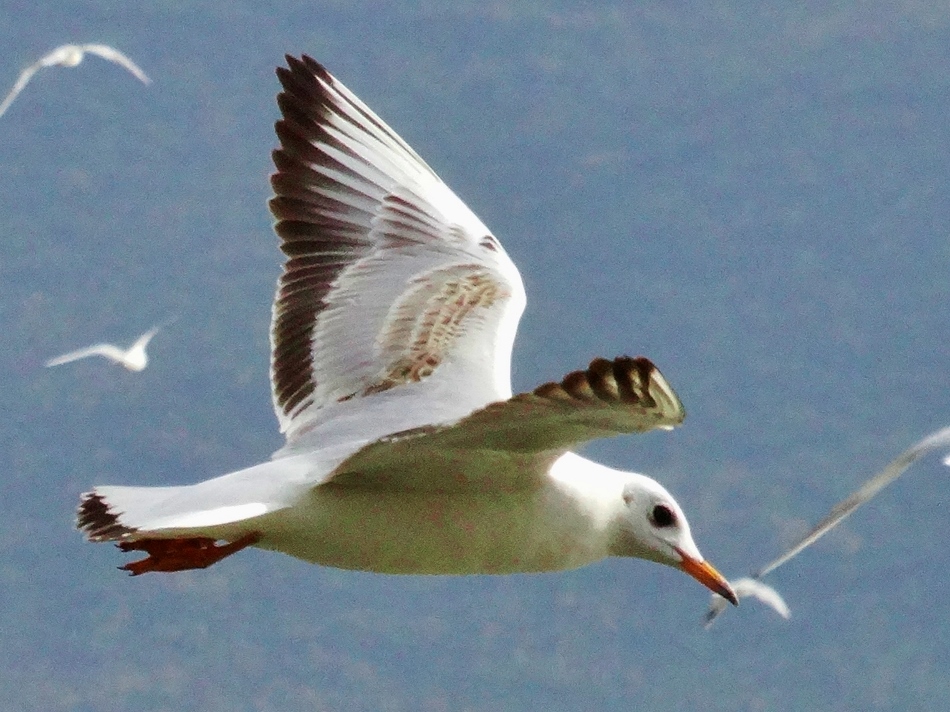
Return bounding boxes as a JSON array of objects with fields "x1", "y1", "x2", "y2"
[{"x1": 117, "y1": 531, "x2": 262, "y2": 575}]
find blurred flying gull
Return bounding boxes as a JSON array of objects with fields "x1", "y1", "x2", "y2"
[
  {"x1": 704, "y1": 577, "x2": 790, "y2": 628},
  {"x1": 0, "y1": 43, "x2": 150, "y2": 119},
  {"x1": 705, "y1": 425, "x2": 950, "y2": 627},
  {"x1": 46, "y1": 322, "x2": 169, "y2": 372}
]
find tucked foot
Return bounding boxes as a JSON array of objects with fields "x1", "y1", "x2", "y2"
[{"x1": 117, "y1": 531, "x2": 262, "y2": 575}]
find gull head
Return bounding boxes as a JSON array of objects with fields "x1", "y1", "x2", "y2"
[{"x1": 614, "y1": 475, "x2": 737, "y2": 605}]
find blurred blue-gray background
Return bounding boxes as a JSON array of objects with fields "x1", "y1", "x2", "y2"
[{"x1": 1, "y1": 2, "x2": 948, "y2": 710}]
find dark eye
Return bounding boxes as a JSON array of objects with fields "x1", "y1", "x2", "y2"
[{"x1": 650, "y1": 504, "x2": 676, "y2": 528}]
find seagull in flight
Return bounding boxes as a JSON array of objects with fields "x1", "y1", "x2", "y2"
[
  {"x1": 76, "y1": 56, "x2": 737, "y2": 606},
  {"x1": 46, "y1": 323, "x2": 167, "y2": 372},
  {"x1": 0, "y1": 43, "x2": 150, "y2": 119},
  {"x1": 704, "y1": 425, "x2": 950, "y2": 626}
]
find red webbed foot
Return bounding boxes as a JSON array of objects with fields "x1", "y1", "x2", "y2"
[{"x1": 116, "y1": 531, "x2": 262, "y2": 575}]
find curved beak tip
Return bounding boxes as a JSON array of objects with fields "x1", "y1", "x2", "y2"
[
  {"x1": 720, "y1": 584, "x2": 739, "y2": 607},
  {"x1": 678, "y1": 552, "x2": 738, "y2": 606}
]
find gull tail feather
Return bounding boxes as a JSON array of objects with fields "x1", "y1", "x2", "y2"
[{"x1": 76, "y1": 454, "x2": 327, "y2": 541}]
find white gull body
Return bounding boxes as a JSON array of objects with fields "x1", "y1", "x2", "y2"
[{"x1": 77, "y1": 55, "x2": 736, "y2": 602}]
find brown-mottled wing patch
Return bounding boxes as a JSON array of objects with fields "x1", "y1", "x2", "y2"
[
  {"x1": 359, "y1": 356, "x2": 683, "y2": 452},
  {"x1": 363, "y1": 264, "x2": 503, "y2": 395},
  {"x1": 77, "y1": 492, "x2": 135, "y2": 541}
]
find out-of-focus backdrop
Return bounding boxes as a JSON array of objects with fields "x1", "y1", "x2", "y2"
[{"x1": 1, "y1": 3, "x2": 948, "y2": 710}]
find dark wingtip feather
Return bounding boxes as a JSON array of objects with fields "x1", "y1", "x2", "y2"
[
  {"x1": 77, "y1": 492, "x2": 135, "y2": 542},
  {"x1": 530, "y1": 355, "x2": 685, "y2": 425},
  {"x1": 278, "y1": 54, "x2": 332, "y2": 96},
  {"x1": 299, "y1": 54, "x2": 331, "y2": 80}
]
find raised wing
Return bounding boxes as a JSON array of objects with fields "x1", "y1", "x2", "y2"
[
  {"x1": 0, "y1": 61, "x2": 40, "y2": 118},
  {"x1": 269, "y1": 55, "x2": 526, "y2": 442},
  {"x1": 332, "y1": 357, "x2": 685, "y2": 491},
  {"x1": 80, "y1": 44, "x2": 151, "y2": 84},
  {"x1": 130, "y1": 323, "x2": 164, "y2": 351}
]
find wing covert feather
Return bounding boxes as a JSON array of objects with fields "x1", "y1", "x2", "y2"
[{"x1": 329, "y1": 357, "x2": 684, "y2": 491}]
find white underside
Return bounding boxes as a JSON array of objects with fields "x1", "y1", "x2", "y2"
[
  {"x1": 242, "y1": 480, "x2": 612, "y2": 575},
  {"x1": 93, "y1": 450, "x2": 629, "y2": 575}
]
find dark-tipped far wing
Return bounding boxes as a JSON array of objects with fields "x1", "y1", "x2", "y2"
[
  {"x1": 332, "y1": 357, "x2": 685, "y2": 490},
  {"x1": 431, "y1": 356, "x2": 685, "y2": 452}
]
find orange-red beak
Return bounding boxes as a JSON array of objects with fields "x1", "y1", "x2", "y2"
[{"x1": 677, "y1": 549, "x2": 738, "y2": 605}]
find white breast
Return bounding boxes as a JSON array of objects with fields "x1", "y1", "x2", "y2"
[{"x1": 252, "y1": 475, "x2": 617, "y2": 575}]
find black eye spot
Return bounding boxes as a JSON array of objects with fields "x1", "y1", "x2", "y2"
[{"x1": 650, "y1": 504, "x2": 676, "y2": 528}]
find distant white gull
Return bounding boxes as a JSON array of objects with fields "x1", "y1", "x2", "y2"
[
  {"x1": 0, "y1": 43, "x2": 150, "y2": 119},
  {"x1": 705, "y1": 425, "x2": 950, "y2": 626},
  {"x1": 76, "y1": 55, "x2": 737, "y2": 605},
  {"x1": 46, "y1": 323, "x2": 166, "y2": 372}
]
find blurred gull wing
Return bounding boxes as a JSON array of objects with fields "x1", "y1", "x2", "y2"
[
  {"x1": 80, "y1": 44, "x2": 151, "y2": 84},
  {"x1": 704, "y1": 577, "x2": 790, "y2": 629},
  {"x1": 45, "y1": 344, "x2": 129, "y2": 368},
  {"x1": 756, "y1": 425, "x2": 950, "y2": 578},
  {"x1": 0, "y1": 60, "x2": 42, "y2": 118},
  {"x1": 130, "y1": 319, "x2": 173, "y2": 351},
  {"x1": 704, "y1": 425, "x2": 950, "y2": 627}
]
